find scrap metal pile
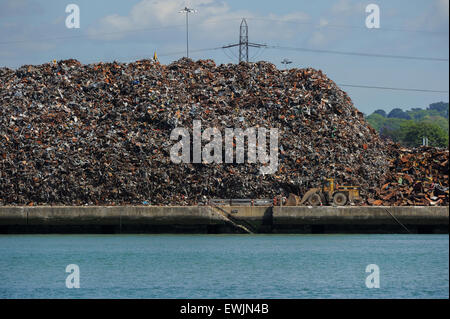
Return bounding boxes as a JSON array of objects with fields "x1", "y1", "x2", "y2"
[
  {"x1": 369, "y1": 147, "x2": 449, "y2": 206},
  {"x1": 0, "y1": 58, "x2": 447, "y2": 206}
]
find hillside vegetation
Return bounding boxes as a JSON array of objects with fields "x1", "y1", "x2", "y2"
[{"x1": 366, "y1": 102, "x2": 449, "y2": 148}]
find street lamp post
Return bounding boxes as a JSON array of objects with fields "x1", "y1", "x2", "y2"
[
  {"x1": 179, "y1": 7, "x2": 197, "y2": 58},
  {"x1": 281, "y1": 58, "x2": 293, "y2": 70}
]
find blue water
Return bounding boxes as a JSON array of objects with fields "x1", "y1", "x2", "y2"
[{"x1": 0, "y1": 234, "x2": 448, "y2": 299}]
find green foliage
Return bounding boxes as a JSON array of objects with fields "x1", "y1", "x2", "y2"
[
  {"x1": 365, "y1": 113, "x2": 386, "y2": 131},
  {"x1": 373, "y1": 109, "x2": 387, "y2": 117},
  {"x1": 421, "y1": 115, "x2": 449, "y2": 133},
  {"x1": 366, "y1": 102, "x2": 449, "y2": 148},
  {"x1": 388, "y1": 108, "x2": 412, "y2": 120},
  {"x1": 408, "y1": 109, "x2": 429, "y2": 121},
  {"x1": 379, "y1": 119, "x2": 411, "y2": 142},
  {"x1": 399, "y1": 122, "x2": 448, "y2": 147},
  {"x1": 428, "y1": 102, "x2": 449, "y2": 117}
]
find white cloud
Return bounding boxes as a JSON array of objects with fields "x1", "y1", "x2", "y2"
[
  {"x1": 88, "y1": 0, "x2": 232, "y2": 39},
  {"x1": 303, "y1": 0, "x2": 367, "y2": 47},
  {"x1": 87, "y1": 0, "x2": 310, "y2": 44},
  {"x1": 331, "y1": 0, "x2": 365, "y2": 16},
  {"x1": 267, "y1": 12, "x2": 309, "y2": 22},
  {"x1": 87, "y1": 0, "x2": 183, "y2": 39},
  {"x1": 319, "y1": 18, "x2": 329, "y2": 27}
]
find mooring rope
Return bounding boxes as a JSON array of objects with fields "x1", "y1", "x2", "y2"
[
  {"x1": 383, "y1": 208, "x2": 411, "y2": 234},
  {"x1": 208, "y1": 205, "x2": 254, "y2": 234}
]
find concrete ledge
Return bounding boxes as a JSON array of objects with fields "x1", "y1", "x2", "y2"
[
  {"x1": 273, "y1": 206, "x2": 449, "y2": 225},
  {"x1": 0, "y1": 206, "x2": 448, "y2": 234},
  {"x1": 0, "y1": 208, "x2": 28, "y2": 226},
  {"x1": 271, "y1": 206, "x2": 449, "y2": 234}
]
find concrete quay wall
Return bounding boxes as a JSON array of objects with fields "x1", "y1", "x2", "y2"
[{"x1": 0, "y1": 206, "x2": 448, "y2": 234}]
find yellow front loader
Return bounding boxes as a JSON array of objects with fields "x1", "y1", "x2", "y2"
[{"x1": 299, "y1": 178, "x2": 362, "y2": 206}]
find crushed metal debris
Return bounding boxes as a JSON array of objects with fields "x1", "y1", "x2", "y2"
[{"x1": 0, "y1": 58, "x2": 447, "y2": 206}]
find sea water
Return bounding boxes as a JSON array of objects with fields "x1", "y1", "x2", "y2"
[{"x1": 0, "y1": 234, "x2": 448, "y2": 298}]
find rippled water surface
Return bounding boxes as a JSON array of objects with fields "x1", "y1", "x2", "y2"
[{"x1": 0, "y1": 234, "x2": 448, "y2": 298}]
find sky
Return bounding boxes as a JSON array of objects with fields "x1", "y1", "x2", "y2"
[{"x1": 0, "y1": 0, "x2": 448, "y2": 114}]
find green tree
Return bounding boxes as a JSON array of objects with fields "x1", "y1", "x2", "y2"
[
  {"x1": 365, "y1": 102, "x2": 449, "y2": 148},
  {"x1": 366, "y1": 113, "x2": 386, "y2": 131},
  {"x1": 420, "y1": 115, "x2": 449, "y2": 133},
  {"x1": 374, "y1": 109, "x2": 387, "y2": 117},
  {"x1": 407, "y1": 109, "x2": 429, "y2": 121},
  {"x1": 428, "y1": 102, "x2": 449, "y2": 118},
  {"x1": 388, "y1": 108, "x2": 411, "y2": 120},
  {"x1": 399, "y1": 122, "x2": 448, "y2": 147},
  {"x1": 380, "y1": 118, "x2": 410, "y2": 142}
]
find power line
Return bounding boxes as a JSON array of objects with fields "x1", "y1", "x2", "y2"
[
  {"x1": 110, "y1": 49, "x2": 447, "y2": 94},
  {"x1": 267, "y1": 45, "x2": 449, "y2": 62},
  {"x1": 254, "y1": 49, "x2": 266, "y2": 61},
  {"x1": 222, "y1": 18, "x2": 267, "y2": 63},
  {"x1": 0, "y1": 26, "x2": 184, "y2": 46},
  {"x1": 248, "y1": 18, "x2": 450, "y2": 36},
  {"x1": 2, "y1": 17, "x2": 446, "y2": 64},
  {"x1": 223, "y1": 47, "x2": 239, "y2": 63},
  {"x1": 249, "y1": 47, "x2": 264, "y2": 61},
  {"x1": 15, "y1": 48, "x2": 448, "y2": 94},
  {"x1": 228, "y1": 47, "x2": 240, "y2": 61},
  {"x1": 1, "y1": 16, "x2": 446, "y2": 47},
  {"x1": 222, "y1": 49, "x2": 235, "y2": 62},
  {"x1": 0, "y1": 18, "x2": 242, "y2": 46},
  {"x1": 338, "y1": 84, "x2": 449, "y2": 93}
]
